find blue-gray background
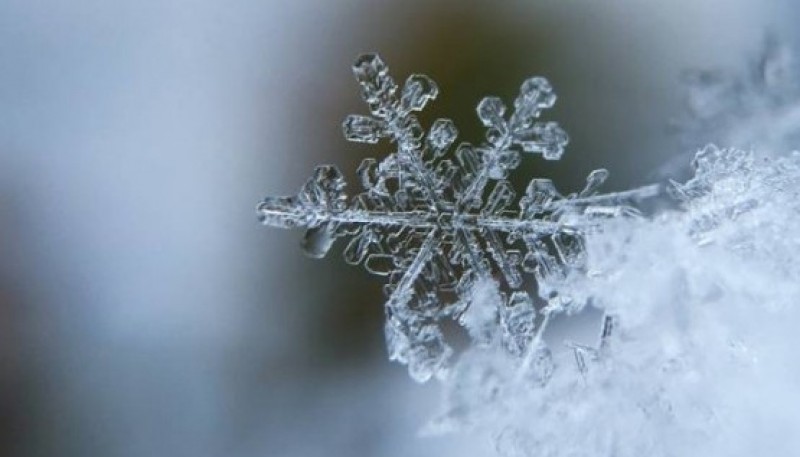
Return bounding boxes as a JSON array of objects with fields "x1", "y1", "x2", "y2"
[{"x1": 0, "y1": 1, "x2": 795, "y2": 456}]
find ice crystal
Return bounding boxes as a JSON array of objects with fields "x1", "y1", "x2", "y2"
[
  {"x1": 257, "y1": 54, "x2": 659, "y2": 382},
  {"x1": 670, "y1": 145, "x2": 800, "y2": 273}
]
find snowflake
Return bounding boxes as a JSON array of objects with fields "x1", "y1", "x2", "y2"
[{"x1": 257, "y1": 54, "x2": 659, "y2": 382}]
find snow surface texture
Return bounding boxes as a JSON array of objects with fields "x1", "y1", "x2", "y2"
[
  {"x1": 259, "y1": 54, "x2": 800, "y2": 455},
  {"x1": 432, "y1": 146, "x2": 800, "y2": 456}
]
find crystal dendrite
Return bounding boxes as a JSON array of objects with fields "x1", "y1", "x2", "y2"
[{"x1": 257, "y1": 54, "x2": 658, "y2": 382}]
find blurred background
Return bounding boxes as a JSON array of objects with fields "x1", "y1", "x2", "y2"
[{"x1": 0, "y1": 1, "x2": 796, "y2": 456}]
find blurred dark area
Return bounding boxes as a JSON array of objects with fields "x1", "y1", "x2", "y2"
[{"x1": 0, "y1": 1, "x2": 796, "y2": 456}]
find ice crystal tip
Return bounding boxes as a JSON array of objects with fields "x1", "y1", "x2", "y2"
[{"x1": 258, "y1": 53, "x2": 659, "y2": 381}]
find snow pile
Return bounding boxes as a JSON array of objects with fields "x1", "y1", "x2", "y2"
[{"x1": 433, "y1": 146, "x2": 800, "y2": 456}]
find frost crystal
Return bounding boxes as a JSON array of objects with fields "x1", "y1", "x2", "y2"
[{"x1": 258, "y1": 54, "x2": 659, "y2": 382}]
